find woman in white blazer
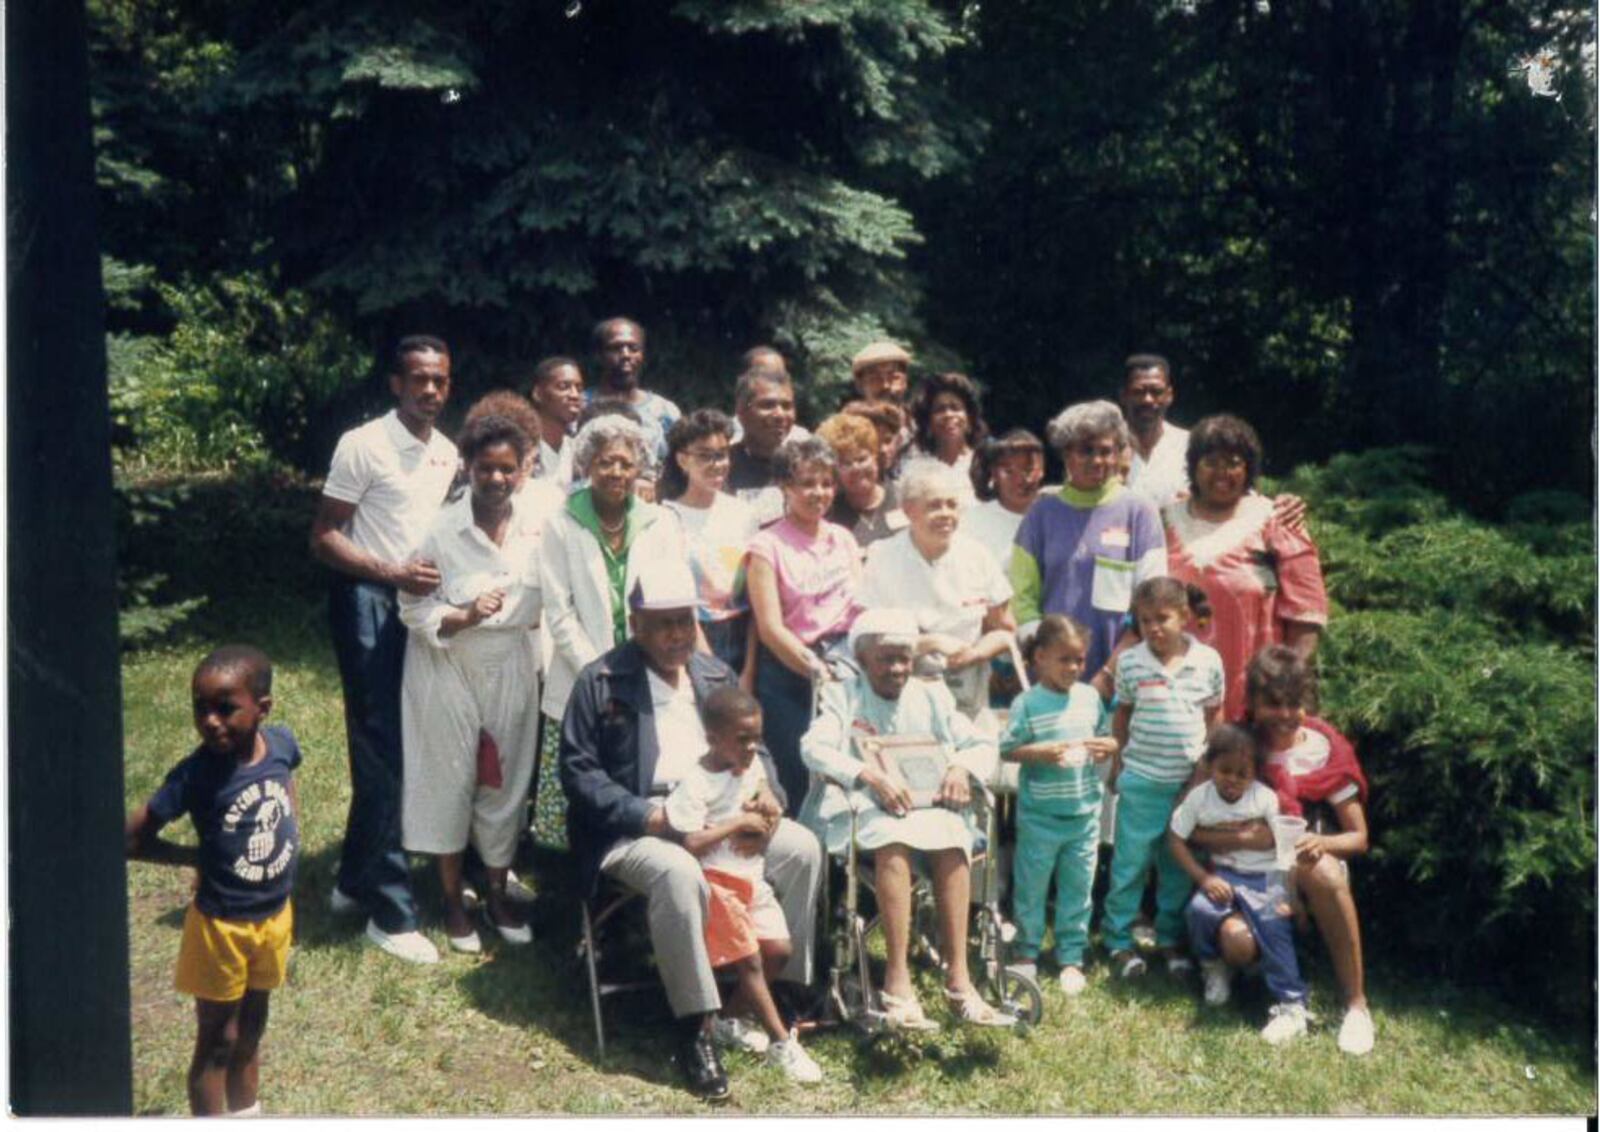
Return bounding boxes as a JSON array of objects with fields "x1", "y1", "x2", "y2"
[{"x1": 530, "y1": 414, "x2": 686, "y2": 848}]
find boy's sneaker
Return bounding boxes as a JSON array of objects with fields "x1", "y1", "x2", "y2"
[
  {"x1": 1164, "y1": 950, "x2": 1195, "y2": 977},
  {"x1": 1111, "y1": 950, "x2": 1147, "y2": 979},
  {"x1": 711, "y1": 1016, "x2": 770, "y2": 1054},
  {"x1": 1058, "y1": 966, "x2": 1087, "y2": 996},
  {"x1": 329, "y1": 886, "x2": 361, "y2": 916},
  {"x1": 1131, "y1": 921, "x2": 1158, "y2": 950},
  {"x1": 1261, "y1": 1001, "x2": 1310, "y2": 1046},
  {"x1": 1337, "y1": 1005, "x2": 1375, "y2": 1056},
  {"x1": 365, "y1": 920, "x2": 440, "y2": 965},
  {"x1": 1007, "y1": 960, "x2": 1039, "y2": 982},
  {"x1": 766, "y1": 1033, "x2": 824, "y2": 1084},
  {"x1": 1200, "y1": 959, "x2": 1233, "y2": 1006}
]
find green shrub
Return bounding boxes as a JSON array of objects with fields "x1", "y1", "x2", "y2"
[
  {"x1": 115, "y1": 468, "x2": 328, "y2": 642},
  {"x1": 109, "y1": 271, "x2": 369, "y2": 476},
  {"x1": 115, "y1": 481, "x2": 207, "y2": 649},
  {"x1": 1285, "y1": 454, "x2": 1597, "y2": 1026}
]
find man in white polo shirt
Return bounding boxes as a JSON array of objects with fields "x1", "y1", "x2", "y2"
[
  {"x1": 310, "y1": 335, "x2": 459, "y2": 964},
  {"x1": 1120, "y1": 353, "x2": 1191, "y2": 507}
]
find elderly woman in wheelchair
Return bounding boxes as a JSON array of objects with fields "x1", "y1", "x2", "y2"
[{"x1": 798, "y1": 608, "x2": 1036, "y2": 1031}]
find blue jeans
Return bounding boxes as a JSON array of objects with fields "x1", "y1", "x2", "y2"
[
  {"x1": 754, "y1": 643, "x2": 814, "y2": 818},
  {"x1": 328, "y1": 579, "x2": 419, "y2": 933},
  {"x1": 1186, "y1": 866, "x2": 1307, "y2": 1005}
]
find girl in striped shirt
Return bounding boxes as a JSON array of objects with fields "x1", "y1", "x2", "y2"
[
  {"x1": 1000, "y1": 615, "x2": 1120, "y2": 995},
  {"x1": 1104, "y1": 578, "x2": 1225, "y2": 979}
]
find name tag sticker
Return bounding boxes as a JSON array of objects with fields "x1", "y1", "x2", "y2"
[
  {"x1": 1136, "y1": 679, "x2": 1171, "y2": 703},
  {"x1": 1101, "y1": 527, "x2": 1131, "y2": 549}
]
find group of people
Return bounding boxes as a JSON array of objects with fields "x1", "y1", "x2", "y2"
[{"x1": 126, "y1": 322, "x2": 1376, "y2": 1113}]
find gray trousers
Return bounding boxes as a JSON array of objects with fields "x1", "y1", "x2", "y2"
[{"x1": 600, "y1": 818, "x2": 822, "y2": 1018}]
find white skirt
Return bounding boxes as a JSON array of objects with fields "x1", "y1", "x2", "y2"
[{"x1": 401, "y1": 626, "x2": 541, "y2": 865}]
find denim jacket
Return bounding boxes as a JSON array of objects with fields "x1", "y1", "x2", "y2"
[{"x1": 558, "y1": 641, "x2": 787, "y2": 897}]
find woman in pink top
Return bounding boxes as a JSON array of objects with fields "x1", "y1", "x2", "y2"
[
  {"x1": 747, "y1": 436, "x2": 865, "y2": 813},
  {"x1": 1162, "y1": 415, "x2": 1328, "y2": 720}
]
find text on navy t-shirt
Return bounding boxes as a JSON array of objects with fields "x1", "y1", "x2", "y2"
[{"x1": 146, "y1": 723, "x2": 302, "y2": 921}]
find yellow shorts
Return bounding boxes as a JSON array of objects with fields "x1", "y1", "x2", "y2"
[{"x1": 174, "y1": 901, "x2": 293, "y2": 1003}]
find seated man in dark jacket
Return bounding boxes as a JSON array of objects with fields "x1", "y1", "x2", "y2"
[{"x1": 559, "y1": 561, "x2": 823, "y2": 1102}]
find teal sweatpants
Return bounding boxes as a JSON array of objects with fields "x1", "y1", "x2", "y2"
[
  {"x1": 1011, "y1": 803, "x2": 1099, "y2": 966},
  {"x1": 1101, "y1": 770, "x2": 1193, "y2": 952}
]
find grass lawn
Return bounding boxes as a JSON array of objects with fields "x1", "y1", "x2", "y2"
[{"x1": 121, "y1": 607, "x2": 1596, "y2": 1115}]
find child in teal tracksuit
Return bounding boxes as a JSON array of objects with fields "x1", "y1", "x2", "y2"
[
  {"x1": 1104, "y1": 578, "x2": 1224, "y2": 978},
  {"x1": 1001, "y1": 615, "x2": 1120, "y2": 996}
]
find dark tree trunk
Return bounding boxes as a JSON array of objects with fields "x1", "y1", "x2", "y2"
[{"x1": 7, "y1": 0, "x2": 134, "y2": 1115}]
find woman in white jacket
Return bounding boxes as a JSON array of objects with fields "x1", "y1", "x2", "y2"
[
  {"x1": 530, "y1": 414, "x2": 687, "y2": 848},
  {"x1": 399, "y1": 414, "x2": 551, "y2": 953}
]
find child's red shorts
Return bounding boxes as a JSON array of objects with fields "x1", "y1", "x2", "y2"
[{"x1": 703, "y1": 868, "x2": 788, "y2": 969}]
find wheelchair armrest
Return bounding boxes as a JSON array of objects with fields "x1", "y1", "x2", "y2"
[{"x1": 960, "y1": 766, "x2": 999, "y2": 818}]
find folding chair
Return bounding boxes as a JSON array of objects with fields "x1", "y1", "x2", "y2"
[{"x1": 576, "y1": 884, "x2": 657, "y2": 1061}]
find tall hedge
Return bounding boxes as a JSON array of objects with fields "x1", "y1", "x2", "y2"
[{"x1": 1277, "y1": 448, "x2": 1595, "y2": 1028}]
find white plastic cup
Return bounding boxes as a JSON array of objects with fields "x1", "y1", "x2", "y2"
[{"x1": 1271, "y1": 815, "x2": 1308, "y2": 870}]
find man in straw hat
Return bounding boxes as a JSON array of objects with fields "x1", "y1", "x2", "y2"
[{"x1": 849, "y1": 340, "x2": 915, "y2": 475}]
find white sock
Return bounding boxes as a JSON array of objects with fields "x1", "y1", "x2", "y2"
[{"x1": 229, "y1": 1101, "x2": 262, "y2": 1117}]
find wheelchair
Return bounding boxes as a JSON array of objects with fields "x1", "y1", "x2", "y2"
[{"x1": 814, "y1": 763, "x2": 1044, "y2": 1034}]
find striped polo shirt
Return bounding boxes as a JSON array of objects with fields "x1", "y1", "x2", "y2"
[
  {"x1": 1115, "y1": 637, "x2": 1225, "y2": 783},
  {"x1": 1000, "y1": 682, "x2": 1106, "y2": 816}
]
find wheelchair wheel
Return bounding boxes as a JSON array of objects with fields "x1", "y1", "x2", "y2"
[{"x1": 992, "y1": 966, "x2": 1044, "y2": 1026}]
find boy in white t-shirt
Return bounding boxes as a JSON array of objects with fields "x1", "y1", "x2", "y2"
[
  {"x1": 664, "y1": 687, "x2": 823, "y2": 1084},
  {"x1": 1168, "y1": 724, "x2": 1309, "y2": 1045}
]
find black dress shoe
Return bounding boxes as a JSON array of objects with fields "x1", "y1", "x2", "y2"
[{"x1": 677, "y1": 1021, "x2": 731, "y2": 1102}]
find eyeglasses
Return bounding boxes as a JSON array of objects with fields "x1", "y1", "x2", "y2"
[
  {"x1": 1072, "y1": 444, "x2": 1119, "y2": 461},
  {"x1": 1197, "y1": 452, "x2": 1248, "y2": 472},
  {"x1": 687, "y1": 449, "x2": 731, "y2": 465}
]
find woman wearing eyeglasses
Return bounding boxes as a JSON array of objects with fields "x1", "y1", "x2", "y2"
[
  {"x1": 1162, "y1": 415, "x2": 1327, "y2": 721},
  {"x1": 660, "y1": 410, "x2": 761, "y2": 683},
  {"x1": 1010, "y1": 400, "x2": 1169, "y2": 691}
]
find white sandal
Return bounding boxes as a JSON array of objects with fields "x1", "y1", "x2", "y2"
[
  {"x1": 943, "y1": 986, "x2": 1017, "y2": 1028},
  {"x1": 879, "y1": 989, "x2": 940, "y2": 1032}
]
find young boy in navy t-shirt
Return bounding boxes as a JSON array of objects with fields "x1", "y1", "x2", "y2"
[{"x1": 126, "y1": 644, "x2": 301, "y2": 1116}]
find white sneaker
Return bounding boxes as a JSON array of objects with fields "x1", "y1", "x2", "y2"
[
  {"x1": 329, "y1": 886, "x2": 361, "y2": 916},
  {"x1": 365, "y1": 920, "x2": 440, "y2": 965},
  {"x1": 490, "y1": 918, "x2": 533, "y2": 946},
  {"x1": 1261, "y1": 1001, "x2": 1309, "y2": 1046},
  {"x1": 1201, "y1": 959, "x2": 1233, "y2": 1006},
  {"x1": 448, "y1": 929, "x2": 482, "y2": 955},
  {"x1": 1007, "y1": 960, "x2": 1038, "y2": 981},
  {"x1": 711, "y1": 1015, "x2": 771, "y2": 1054},
  {"x1": 766, "y1": 1034, "x2": 823, "y2": 1084},
  {"x1": 1337, "y1": 1005, "x2": 1375, "y2": 1056},
  {"x1": 1058, "y1": 966, "x2": 1087, "y2": 996}
]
